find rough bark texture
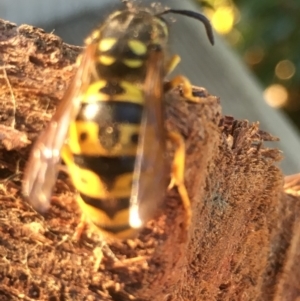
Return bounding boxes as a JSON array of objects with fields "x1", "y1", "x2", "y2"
[{"x1": 0, "y1": 19, "x2": 299, "y2": 301}]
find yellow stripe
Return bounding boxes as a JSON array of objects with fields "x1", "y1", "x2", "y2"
[
  {"x1": 115, "y1": 81, "x2": 144, "y2": 103},
  {"x1": 77, "y1": 195, "x2": 129, "y2": 227},
  {"x1": 102, "y1": 227, "x2": 137, "y2": 239},
  {"x1": 99, "y1": 38, "x2": 117, "y2": 52},
  {"x1": 68, "y1": 121, "x2": 140, "y2": 156},
  {"x1": 128, "y1": 39, "x2": 147, "y2": 55},
  {"x1": 122, "y1": 59, "x2": 143, "y2": 68},
  {"x1": 77, "y1": 195, "x2": 137, "y2": 239},
  {"x1": 82, "y1": 80, "x2": 144, "y2": 105},
  {"x1": 61, "y1": 144, "x2": 134, "y2": 199},
  {"x1": 75, "y1": 168, "x2": 133, "y2": 199},
  {"x1": 98, "y1": 55, "x2": 116, "y2": 65},
  {"x1": 83, "y1": 80, "x2": 109, "y2": 102},
  {"x1": 62, "y1": 145, "x2": 109, "y2": 199}
]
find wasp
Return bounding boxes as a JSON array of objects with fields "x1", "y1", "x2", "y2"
[{"x1": 23, "y1": 2, "x2": 214, "y2": 245}]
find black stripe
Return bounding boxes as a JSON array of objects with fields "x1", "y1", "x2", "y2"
[
  {"x1": 73, "y1": 154, "x2": 135, "y2": 189},
  {"x1": 80, "y1": 192, "x2": 129, "y2": 219},
  {"x1": 96, "y1": 62, "x2": 146, "y2": 79},
  {"x1": 76, "y1": 101, "x2": 143, "y2": 125}
]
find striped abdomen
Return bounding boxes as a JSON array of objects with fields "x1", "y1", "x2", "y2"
[{"x1": 61, "y1": 80, "x2": 144, "y2": 238}]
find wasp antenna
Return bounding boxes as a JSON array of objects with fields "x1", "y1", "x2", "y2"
[{"x1": 158, "y1": 9, "x2": 214, "y2": 45}]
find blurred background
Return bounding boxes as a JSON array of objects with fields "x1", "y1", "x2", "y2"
[
  {"x1": 1, "y1": 0, "x2": 299, "y2": 173},
  {"x1": 197, "y1": 0, "x2": 300, "y2": 133}
]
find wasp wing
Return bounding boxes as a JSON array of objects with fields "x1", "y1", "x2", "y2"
[
  {"x1": 22, "y1": 44, "x2": 97, "y2": 212},
  {"x1": 284, "y1": 173, "x2": 300, "y2": 195},
  {"x1": 129, "y1": 48, "x2": 167, "y2": 228}
]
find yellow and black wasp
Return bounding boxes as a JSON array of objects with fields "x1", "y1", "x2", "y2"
[{"x1": 23, "y1": 1, "x2": 214, "y2": 243}]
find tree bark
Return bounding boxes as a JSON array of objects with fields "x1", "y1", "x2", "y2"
[{"x1": 0, "y1": 19, "x2": 299, "y2": 301}]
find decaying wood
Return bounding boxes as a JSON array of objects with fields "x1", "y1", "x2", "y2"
[{"x1": 0, "y1": 19, "x2": 299, "y2": 301}]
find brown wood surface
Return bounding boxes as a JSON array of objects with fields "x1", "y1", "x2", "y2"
[{"x1": 0, "y1": 18, "x2": 300, "y2": 301}]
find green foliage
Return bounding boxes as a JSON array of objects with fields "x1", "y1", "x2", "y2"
[
  {"x1": 235, "y1": 0, "x2": 300, "y2": 86},
  {"x1": 196, "y1": 0, "x2": 300, "y2": 129}
]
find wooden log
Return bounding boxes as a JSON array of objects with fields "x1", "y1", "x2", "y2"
[{"x1": 0, "y1": 19, "x2": 299, "y2": 301}]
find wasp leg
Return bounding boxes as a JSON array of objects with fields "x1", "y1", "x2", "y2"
[
  {"x1": 164, "y1": 54, "x2": 201, "y2": 103},
  {"x1": 72, "y1": 212, "x2": 88, "y2": 241},
  {"x1": 166, "y1": 75, "x2": 202, "y2": 103},
  {"x1": 167, "y1": 131, "x2": 192, "y2": 231},
  {"x1": 93, "y1": 246, "x2": 104, "y2": 272},
  {"x1": 165, "y1": 54, "x2": 181, "y2": 75},
  {"x1": 72, "y1": 213, "x2": 118, "y2": 270},
  {"x1": 93, "y1": 239, "x2": 119, "y2": 272},
  {"x1": 72, "y1": 211, "x2": 119, "y2": 270}
]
